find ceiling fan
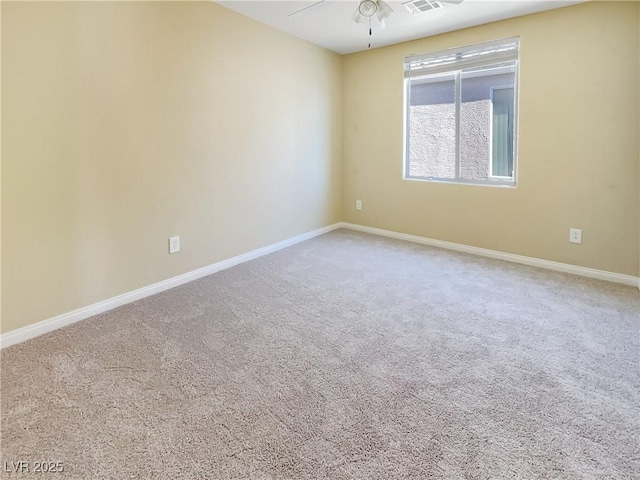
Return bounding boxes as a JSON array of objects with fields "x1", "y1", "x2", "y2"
[
  {"x1": 288, "y1": 0, "x2": 393, "y2": 22},
  {"x1": 288, "y1": 0, "x2": 465, "y2": 48}
]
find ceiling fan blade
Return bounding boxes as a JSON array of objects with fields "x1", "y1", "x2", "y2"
[{"x1": 288, "y1": 0, "x2": 327, "y2": 17}]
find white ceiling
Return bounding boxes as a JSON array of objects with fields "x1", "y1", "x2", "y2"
[{"x1": 216, "y1": 0, "x2": 586, "y2": 54}]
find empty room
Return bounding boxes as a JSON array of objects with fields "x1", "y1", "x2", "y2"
[{"x1": 1, "y1": 0, "x2": 638, "y2": 478}]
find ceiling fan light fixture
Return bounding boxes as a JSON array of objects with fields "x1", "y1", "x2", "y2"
[
  {"x1": 352, "y1": 0, "x2": 395, "y2": 48},
  {"x1": 353, "y1": 0, "x2": 393, "y2": 24},
  {"x1": 352, "y1": 10, "x2": 366, "y2": 24},
  {"x1": 359, "y1": 0, "x2": 378, "y2": 17},
  {"x1": 375, "y1": 1, "x2": 393, "y2": 22}
]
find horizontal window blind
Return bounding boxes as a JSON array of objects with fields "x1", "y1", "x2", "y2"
[{"x1": 404, "y1": 37, "x2": 520, "y2": 78}]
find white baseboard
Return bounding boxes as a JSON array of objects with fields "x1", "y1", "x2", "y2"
[
  {"x1": 0, "y1": 223, "x2": 342, "y2": 349},
  {"x1": 339, "y1": 222, "x2": 640, "y2": 289},
  {"x1": 3, "y1": 221, "x2": 637, "y2": 349}
]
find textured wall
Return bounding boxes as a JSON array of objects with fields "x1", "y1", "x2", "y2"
[
  {"x1": 409, "y1": 104, "x2": 456, "y2": 178},
  {"x1": 1, "y1": 2, "x2": 343, "y2": 333},
  {"x1": 409, "y1": 101, "x2": 491, "y2": 180},
  {"x1": 408, "y1": 72, "x2": 514, "y2": 181},
  {"x1": 343, "y1": 1, "x2": 639, "y2": 276},
  {"x1": 459, "y1": 101, "x2": 491, "y2": 180}
]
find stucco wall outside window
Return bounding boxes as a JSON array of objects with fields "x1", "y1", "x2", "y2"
[{"x1": 408, "y1": 72, "x2": 514, "y2": 181}]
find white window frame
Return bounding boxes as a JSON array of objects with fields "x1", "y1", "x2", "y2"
[{"x1": 403, "y1": 38, "x2": 520, "y2": 187}]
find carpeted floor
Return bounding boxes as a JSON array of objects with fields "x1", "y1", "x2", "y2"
[{"x1": 1, "y1": 229, "x2": 638, "y2": 479}]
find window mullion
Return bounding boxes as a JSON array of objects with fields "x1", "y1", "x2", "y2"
[{"x1": 455, "y1": 70, "x2": 461, "y2": 180}]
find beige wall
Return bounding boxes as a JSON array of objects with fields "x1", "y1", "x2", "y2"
[
  {"x1": 343, "y1": 1, "x2": 639, "y2": 277},
  {"x1": 2, "y1": 1, "x2": 639, "y2": 337},
  {"x1": 0, "y1": 3, "x2": 3, "y2": 330},
  {"x1": 1, "y1": 1, "x2": 343, "y2": 333}
]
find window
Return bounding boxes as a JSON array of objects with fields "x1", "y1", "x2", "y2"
[{"x1": 404, "y1": 38, "x2": 519, "y2": 186}]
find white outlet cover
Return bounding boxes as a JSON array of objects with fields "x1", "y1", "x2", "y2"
[
  {"x1": 569, "y1": 228, "x2": 582, "y2": 244},
  {"x1": 355, "y1": 200, "x2": 362, "y2": 211},
  {"x1": 169, "y1": 236, "x2": 180, "y2": 254}
]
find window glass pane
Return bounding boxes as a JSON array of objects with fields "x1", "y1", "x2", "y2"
[
  {"x1": 492, "y1": 87, "x2": 515, "y2": 177},
  {"x1": 407, "y1": 73, "x2": 456, "y2": 179},
  {"x1": 459, "y1": 62, "x2": 516, "y2": 181}
]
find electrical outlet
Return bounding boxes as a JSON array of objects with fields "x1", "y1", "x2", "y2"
[
  {"x1": 569, "y1": 228, "x2": 582, "y2": 244},
  {"x1": 355, "y1": 200, "x2": 362, "y2": 211},
  {"x1": 169, "y1": 236, "x2": 180, "y2": 254}
]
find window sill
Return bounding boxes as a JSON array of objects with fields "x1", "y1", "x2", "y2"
[{"x1": 403, "y1": 176, "x2": 517, "y2": 188}]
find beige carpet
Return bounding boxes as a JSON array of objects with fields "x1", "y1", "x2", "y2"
[{"x1": 2, "y1": 229, "x2": 638, "y2": 479}]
